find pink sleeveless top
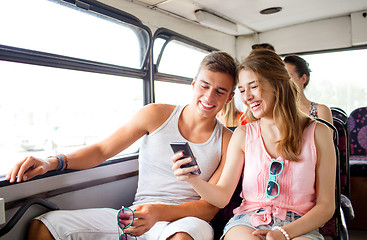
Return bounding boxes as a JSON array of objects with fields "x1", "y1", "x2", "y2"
[{"x1": 233, "y1": 120, "x2": 318, "y2": 227}]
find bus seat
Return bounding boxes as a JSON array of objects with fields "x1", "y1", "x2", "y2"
[
  {"x1": 313, "y1": 118, "x2": 349, "y2": 239},
  {"x1": 332, "y1": 118, "x2": 354, "y2": 222},
  {"x1": 332, "y1": 118, "x2": 351, "y2": 198},
  {"x1": 0, "y1": 198, "x2": 59, "y2": 238},
  {"x1": 347, "y1": 107, "x2": 367, "y2": 230},
  {"x1": 331, "y1": 107, "x2": 348, "y2": 124},
  {"x1": 348, "y1": 107, "x2": 367, "y2": 177}
]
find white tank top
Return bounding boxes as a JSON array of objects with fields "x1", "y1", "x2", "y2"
[{"x1": 133, "y1": 105, "x2": 223, "y2": 206}]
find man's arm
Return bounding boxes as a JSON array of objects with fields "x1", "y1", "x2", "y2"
[
  {"x1": 130, "y1": 200, "x2": 219, "y2": 235},
  {"x1": 6, "y1": 104, "x2": 172, "y2": 182}
]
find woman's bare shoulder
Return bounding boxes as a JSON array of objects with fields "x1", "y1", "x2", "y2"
[{"x1": 316, "y1": 104, "x2": 333, "y2": 123}]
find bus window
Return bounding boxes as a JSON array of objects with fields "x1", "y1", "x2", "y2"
[
  {"x1": 157, "y1": 40, "x2": 208, "y2": 78},
  {"x1": 0, "y1": 0, "x2": 147, "y2": 68},
  {"x1": 154, "y1": 40, "x2": 208, "y2": 105},
  {"x1": 0, "y1": 61, "x2": 143, "y2": 176},
  {"x1": 155, "y1": 81, "x2": 193, "y2": 105},
  {"x1": 301, "y1": 49, "x2": 367, "y2": 115},
  {"x1": 0, "y1": 0, "x2": 150, "y2": 177}
]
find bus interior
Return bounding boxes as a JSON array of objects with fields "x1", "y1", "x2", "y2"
[{"x1": 1, "y1": 0, "x2": 367, "y2": 239}]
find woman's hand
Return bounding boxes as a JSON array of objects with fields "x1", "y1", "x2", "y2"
[
  {"x1": 171, "y1": 151, "x2": 200, "y2": 181},
  {"x1": 5, "y1": 156, "x2": 54, "y2": 183},
  {"x1": 252, "y1": 228, "x2": 287, "y2": 240}
]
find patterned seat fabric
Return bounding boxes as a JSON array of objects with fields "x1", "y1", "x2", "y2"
[
  {"x1": 312, "y1": 118, "x2": 351, "y2": 239},
  {"x1": 331, "y1": 107, "x2": 348, "y2": 124},
  {"x1": 332, "y1": 118, "x2": 354, "y2": 224},
  {"x1": 333, "y1": 118, "x2": 349, "y2": 197},
  {"x1": 348, "y1": 107, "x2": 367, "y2": 176}
]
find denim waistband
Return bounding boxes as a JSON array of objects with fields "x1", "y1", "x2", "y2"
[{"x1": 257, "y1": 208, "x2": 301, "y2": 222}]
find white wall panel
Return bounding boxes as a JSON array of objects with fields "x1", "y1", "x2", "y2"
[
  {"x1": 259, "y1": 16, "x2": 351, "y2": 54},
  {"x1": 236, "y1": 16, "x2": 353, "y2": 56},
  {"x1": 351, "y1": 10, "x2": 367, "y2": 45}
]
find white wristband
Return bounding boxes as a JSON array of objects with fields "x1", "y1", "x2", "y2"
[{"x1": 273, "y1": 226, "x2": 290, "y2": 240}]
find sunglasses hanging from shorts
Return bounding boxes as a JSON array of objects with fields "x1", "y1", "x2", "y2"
[
  {"x1": 117, "y1": 207, "x2": 137, "y2": 240},
  {"x1": 266, "y1": 158, "x2": 284, "y2": 198}
]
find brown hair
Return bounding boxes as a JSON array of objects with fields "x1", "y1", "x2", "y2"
[
  {"x1": 196, "y1": 51, "x2": 238, "y2": 92},
  {"x1": 283, "y1": 55, "x2": 311, "y2": 88},
  {"x1": 239, "y1": 49, "x2": 311, "y2": 161},
  {"x1": 251, "y1": 43, "x2": 276, "y2": 52}
]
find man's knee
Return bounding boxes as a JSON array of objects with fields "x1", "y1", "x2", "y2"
[
  {"x1": 167, "y1": 232, "x2": 194, "y2": 240},
  {"x1": 28, "y1": 219, "x2": 54, "y2": 240}
]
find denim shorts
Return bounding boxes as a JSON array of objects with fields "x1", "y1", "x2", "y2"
[{"x1": 220, "y1": 209, "x2": 324, "y2": 240}]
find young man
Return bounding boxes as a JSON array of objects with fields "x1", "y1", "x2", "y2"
[{"x1": 6, "y1": 51, "x2": 238, "y2": 240}]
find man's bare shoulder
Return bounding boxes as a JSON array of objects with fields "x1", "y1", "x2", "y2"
[
  {"x1": 222, "y1": 126, "x2": 233, "y2": 144},
  {"x1": 139, "y1": 104, "x2": 177, "y2": 133},
  {"x1": 222, "y1": 126, "x2": 233, "y2": 136},
  {"x1": 143, "y1": 103, "x2": 176, "y2": 117}
]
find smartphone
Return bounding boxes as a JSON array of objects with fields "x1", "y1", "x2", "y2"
[{"x1": 170, "y1": 142, "x2": 201, "y2": 175}]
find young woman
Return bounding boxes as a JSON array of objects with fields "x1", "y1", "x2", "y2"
[
  {"x1": 284, "y1": 55, "x2": 333, "y2": 124},
  {"x1": 173, "y1": 49, "x2": 336, "y2": 240}
]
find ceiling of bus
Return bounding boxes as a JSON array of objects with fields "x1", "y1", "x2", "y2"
[{"x1": 134, "y1": 0, "x2": 367, "y2": 35}]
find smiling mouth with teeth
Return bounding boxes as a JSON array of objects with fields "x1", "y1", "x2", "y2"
[
  {"x1": 250, "y1": 102, "x2": 260, "y2": 109},
  {"x1": 201, "y1": 101, "x2": 215, "y2": 109}
]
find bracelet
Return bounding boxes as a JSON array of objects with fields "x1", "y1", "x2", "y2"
[
  {"x1": 57, "y1": 154, "x2": 69, "y2": 171},
  {"x1": 49, "y1": 154, "x2": 68, "y2": 171},
  {"x1": 57, "y1": 156, "x2": 63, "y2": 171},
  {"x1": 273, "y1": 226, "x2": 290, "y2": 240},
  {"x1": 48, "y1": 156, "x2": 63, "y2": 171}
]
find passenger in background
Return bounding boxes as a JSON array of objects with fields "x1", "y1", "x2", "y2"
[
  {"x1": 251, "y1": 43, "x2": 276, "y2": 52},
  {"x1": 173, "y1": 49, "x2": 336, "y2": 240},
  {"x1": 6, "y1": 51, "x2": 238, "y2": 240},
  {"x1": 217, "y1": 99, "x2": 247, "y2": 129},
  {"x1": 284, "y1": 55, "x2": 333, "y2": 124}
]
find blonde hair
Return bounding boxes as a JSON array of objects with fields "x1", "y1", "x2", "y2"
[
  {"x1": 219, "y1": 100, "x2": 240, "y2": 127},
  {"x1": 239, "y1": 49, "x2": 311, "y2": 161}
]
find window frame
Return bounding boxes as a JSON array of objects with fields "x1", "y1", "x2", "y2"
[
  {"x1": 152, "y1": 28, "x2": 218, "y2": 96},
  {"x1": 0, "y1": 0, "x2": 153, "y2": 180}
]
